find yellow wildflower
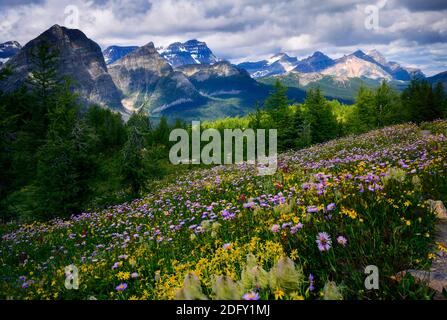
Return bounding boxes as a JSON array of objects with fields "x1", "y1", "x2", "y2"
[{"x1": 274, "y1": 288, "x2": 284, "y2": 300}]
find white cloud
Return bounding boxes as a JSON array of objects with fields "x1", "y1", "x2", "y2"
[{"x1": 0, "y1": 0, "x2": 445, "y2": 75}]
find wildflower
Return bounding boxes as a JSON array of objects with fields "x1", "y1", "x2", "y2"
[
  {"x1": 212, "y1": 275, "x2": 241, "y2": 300},
  {"x1": 358, "y1": 183, "x2": 364, "y2": 193},
  {"x1": 316, "y1": 232, "x2": 332, "y2": 252},
  {"x1": 240, "y1": 254, "x2": 269, "y2": 290},
  {"x1": 175, "y1": 272, "x2": 207, "y2": 300},
  {"x1": 222, "y1": 243, "x2": 232, "y2": 250},
  {"x1": 290, "y1": 292, "x2": 304, "y2": 300},
  {"x1": 341, "y1": 208, "x2": 358, "y2": 219},
  {"x1": 221, "y1": 209, "x2": 236, "y2": 220},
  {"x1": 243, "y1": 202, "x2": 256, "y2": 209},
  {"x1": 326, "y1": 203, "x2": 336, "y2": 212},
  {"x1": 337, "y1": 236, "x2": 348, "y2": 247},
  {"x1": 111, "y1": 261, "x2": 121, "y2": 270},
  {"x1": 271, "y1": 224, "x2": 281, "y2": 233},
  {"x1": 307, "y1": 205, "x2": 318, "y2": 213},
  {"x1": 131, "y1": 272, "x2": 139, "y2": 279},
  {"x1": 242, "y1": 291, "x2": 260, "y2": 300},
  {"x1": 290, "y1": 223, "x2": 303, "y2": 234},
  {"x1": 117, "y1": 271, "x2": 130, "y2": 281},
  {"x1": 116, "y1": 283, "x2": 127, "y2": 291},
  {"x1": 274, "y1": 288, "x2": 284, "y2": 300},
  {"x1": 309, "y1": 274, "x2": 315, "y2": 292},
  {"x1": 322, "y1": 281, "x2": 343, "y2": 300},
  {"x1": 269, "y1": 257, "x2": 303, "y2": 292}
]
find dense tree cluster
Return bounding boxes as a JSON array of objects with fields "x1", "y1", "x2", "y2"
[
  {"x1": 0, "y1": 43, "x2": 178, "y2": 221},
  {"x1": 249, "y1": 79, "x2": 446, "y2": 151}
]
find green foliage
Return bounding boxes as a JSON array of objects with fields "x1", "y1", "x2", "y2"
[
  {"x1": 402, "y1": 79, "x2": 445, "y2": 123},
  {"x1": 303, "y1": 88, "x2": 339, "y2": 144}
]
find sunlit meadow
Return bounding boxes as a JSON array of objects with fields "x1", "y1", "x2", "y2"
[{"x1": 1, "y1": 121, "x2": 447, "y2": 300}]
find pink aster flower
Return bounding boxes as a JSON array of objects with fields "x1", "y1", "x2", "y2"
[
  {"x1": 337, "y1": 236, "x2": 348, "y2": 247},
  {"x1": 242, "y1": 291, "x2": 260, "y2": 300},
  {"x1": 316, "y1": 232, "x2": 332, "y2": 252}
]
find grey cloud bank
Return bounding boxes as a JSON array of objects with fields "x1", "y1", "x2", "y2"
[{"x1": 0, "y1": 0, "x2": 445, "y2": 75}]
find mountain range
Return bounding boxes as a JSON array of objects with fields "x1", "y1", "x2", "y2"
[
  {"x1": 0, "y1": 25, "x2": 305, "y2": 121},
  {"x1": 238, "y1": 49, "x2": 425, "y2": 81},
  {"x1": 0, "y1": 24, "x2": 445, "y2": 121}
]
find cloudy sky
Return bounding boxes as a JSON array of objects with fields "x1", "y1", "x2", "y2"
[{"x1": 0, "y1": 0, "x2": 446, "y2": 75}]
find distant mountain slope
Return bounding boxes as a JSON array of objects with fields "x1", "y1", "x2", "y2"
[
  {"x1": 0, "y1": 41, "x2": 21, "y2": 64},
  {"x1": 108, "y1": 42, "x2": 206, "y2": 116},
  {"x1": 427, "y1": 71, "x2": 447, "y2": 89},
  {"x1": 237, "y1": 49, "x2": 425, "y2": 83},
  {"x1": 171, "y1": 61, "x2": 307, "y2": 121},
  {"x1": 321, "y1": 54, "x2": 391, "y2": 80},
  {"x1": 293, "y1": 51, "x2": 335, "y2": 73},
  {"x1": 0, "y1": 25, "x2": 125, "y2": 112},
  {"x1": 158, "y1": 39, "x2": 218, "y2": 68},
  {"x1": 258, "y1": 72, "x2": 408, "y2": 103},
  {"x1": 103, "y1": 45, "x2": 138, "y2": 64}
]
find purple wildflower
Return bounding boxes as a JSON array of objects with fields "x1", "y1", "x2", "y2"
[
  {"x1": 131, "y1": 272, "x2": 139, "y2": 279},
  {"x1": 221, "y1": 209, "x2": 236, "y2": 220},
  {"x1": 116, "y1": 283, "x2": 127, "y2": 291},
  {"x1": 242, "y1": 291, "x2": 260, "y2": 300},
  {"x1": 307, "y1": 205, "x2": 318, "y2": 213},
  {"x1": 290, "y1": 223, "x2": 303, "y2": 234},
  {"x1": 271, "y1": 224, "x2": 281, "y2": 233},
  {"x1": 309, "y1": 274, "x2": 315, "y2": 292},
  {"x1": 337, "y1": 236, "x2": 348, "y2": 247},
  {"x1": 316, "y1": 232, "x2": 332, "y2": 252},
  {"x1": 326, "y1": 203, "x2": 336, "y2": 212}
]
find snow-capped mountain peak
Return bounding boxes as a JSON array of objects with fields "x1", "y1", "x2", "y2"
[
  {"x1": 159, "y1": 39, "x2": 219, "y2": 68},
  {"x1": 102, "y1": 45, "x2": 138, "y2": 65},
  {"x1": 0, "y1": 41, "x2": 22, "y2": 62}
]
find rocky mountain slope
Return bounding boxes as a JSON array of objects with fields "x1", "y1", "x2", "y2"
[
  {"x1": 108, "y1": 42, "x2": 205, "y2": 115},
  {"x1": 0, "y1": 25, "x2": 125, "y2": 113}
]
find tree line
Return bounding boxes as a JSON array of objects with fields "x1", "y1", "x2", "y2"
[{"x1": 245, "y1": 79, "x2": 446, "y2": 151}]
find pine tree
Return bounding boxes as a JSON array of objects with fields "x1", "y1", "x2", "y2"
[
  {"x1": 401, "y1": 79, "x2": 443, "y2": 124},
  {"x1": 264, "y1": 80, "x2": 289, "y2": 127},
  {"x1": 35, "y1": 79, "x2": 94, "y2": 218},
  {"x1": 293, "y1": 105, "x2": 311, "y2": 149},
  {"x1": 304, "y1": 88, "x2": 338, "y2": 144},
  {"x1": 121, "y1": 111, "x2": 153, "y2": 198},
  {"x1": 355, "y1": 86, "x2": 375, "y2": 132}
]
